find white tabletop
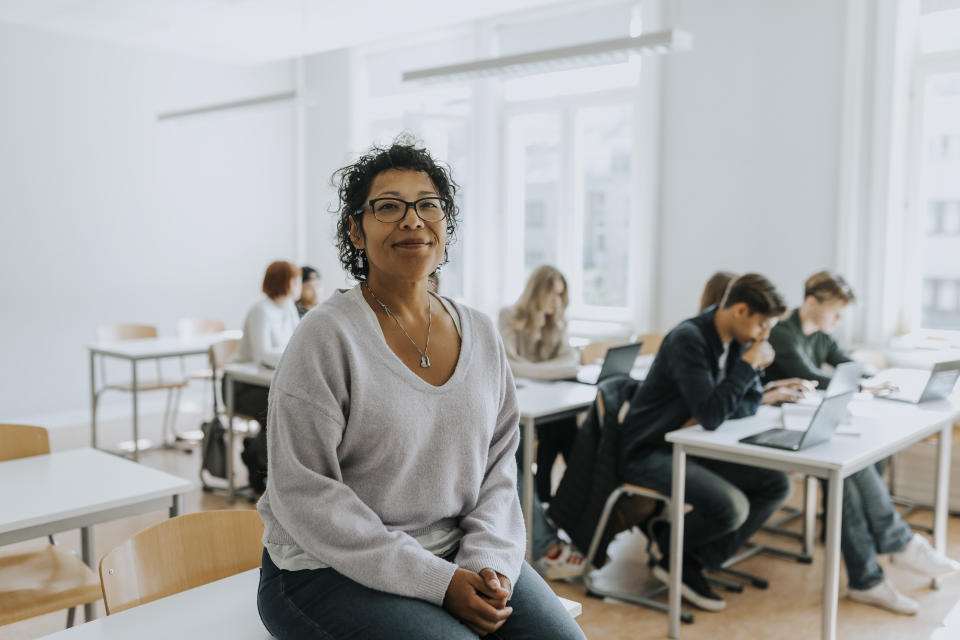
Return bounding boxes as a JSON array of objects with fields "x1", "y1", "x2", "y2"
[
  {"x1": 40, "y1": 569, "x2": 581, "y2": 639},
  {"x1": 515, "y1": 380, "x2": 598, "y2": 419},
  {"x1": 87, "y1": 330, "x2": 242, "y2": 360},
  {"x1": 666, "y1": 396, "x2": 960, "y2": 477},
  {"x1": 224, "y1": 362, "x2": 275, "y2": 387},
  {"x1": 0, "y1": 449, "x2": 192, "y2": 546}
]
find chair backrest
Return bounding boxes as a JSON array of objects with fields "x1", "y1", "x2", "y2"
[
  {"x1": 0, "y1": 424, "x2": 50, "y2": 462},
  {"x1": 209, "y1": 339, "x2": 240, "y2": 370},
  {"x1": 97, "y1": 324, "x2": 158, "y2": 342},
  {"x1": 176, "y1": 318, "x2": 226, "y2": 338},
  {"x1": 99, "y1": 509, "x2": 263, "y2": 615},
  {"x1": 580, "y1": 340, "x2": 628, "y2": 365},
  {"x1": 636, "y1": 333, "x2": 664, "y2": 356}
]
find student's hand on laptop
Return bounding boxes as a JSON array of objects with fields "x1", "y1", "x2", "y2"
[
  {"x1": 743, "y1": 340, "x2": 775, "y2": 370},
  {"x1": 764, "y1": 378, "x2": 818, "y2": 395},
  {"x1": 862, "y1": 381, "x2": 899, "y2": 395},
  {"x1": 762, "y1": 387, "x2": 803, "y2": 406}
]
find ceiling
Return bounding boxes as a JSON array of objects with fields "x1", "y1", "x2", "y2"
[{"x1": 0, "y1": 0, "x2": 572, "y2": 64}]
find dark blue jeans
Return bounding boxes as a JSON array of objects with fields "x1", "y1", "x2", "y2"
[
  {"x1": 258, "y1": 549, "x2": 586, "y2": 640},
  {"x1": 622, "y1": 449, "x2": 792, "y2": 569},
  {"x1": 834, "y1": 465, "x2": 913, "y2": 590}
]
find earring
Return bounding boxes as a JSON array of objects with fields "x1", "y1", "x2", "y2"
[
  {"x1": 435, "y1": 248, "x2": 448, "y2": 273},
  {"x1": 355, "y1": 249, "x2": 365, "y2": 271}
]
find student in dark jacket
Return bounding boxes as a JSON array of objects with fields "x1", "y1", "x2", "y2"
[
  {"x1": 767, "y1": 271, "x2": 960, "y2": 615},
  {"x1": 619, "y1": 273, "x2": 792, "y2": 612}
]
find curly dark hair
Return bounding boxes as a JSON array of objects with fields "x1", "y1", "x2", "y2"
[{"x1": 332, "y1": 137, "x2": 460, "y2": 281}]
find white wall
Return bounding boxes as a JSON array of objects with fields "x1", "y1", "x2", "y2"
[
  {"x1": 656, "y1": 0, "x2": 846, "y2": 330},
  {"x1": 303, "y1": 49, "x2": 358, "y2": 297},
  {"x1": 0, "y1": 22, "x2": 299, "y2": 421}
]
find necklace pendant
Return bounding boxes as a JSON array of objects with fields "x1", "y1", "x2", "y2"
[{"x1": 420, "y1": 354, "x2": 431, "y2": 368}]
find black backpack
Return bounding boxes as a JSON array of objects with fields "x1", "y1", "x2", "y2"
[{"x1": 200, "y1": 417, "x2": 228, "y2": 481}]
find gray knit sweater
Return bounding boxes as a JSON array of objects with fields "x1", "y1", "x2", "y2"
[{"x1": 257, "y1": 285, "x2": 525, "y2": 607}]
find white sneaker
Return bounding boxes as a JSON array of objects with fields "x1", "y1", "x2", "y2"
[
  {"x1": 848, "y1": 579, "x2": 919, "y2": 615},
  {"x1": 537, "y1": 542, "x2": 586, "y2": 581},
  {"x1": 891, "y1": 533, "x2": 960, "y2": 578}
]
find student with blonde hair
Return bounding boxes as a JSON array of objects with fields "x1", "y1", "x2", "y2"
[
  {"x1": 499, "y1": 265, "x2": 579, "y2": 379},
  {"x1": 499, "y1": 265, "x2": 585, "y2": 580}
]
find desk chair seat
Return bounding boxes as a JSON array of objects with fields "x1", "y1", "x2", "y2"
[
  {"x1": 0, "y1": 542, "x2": 102, "y2": 626},
  {"x1": 99, "y1": 510, "x2": 263, "y2": 614},
  {"x1": 0, "y1": 424, "x2": 101, "y2": 628}
]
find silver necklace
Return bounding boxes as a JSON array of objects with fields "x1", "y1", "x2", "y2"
[{"x1": 363, "y1": 282, "x2": 432, "y2": 368}]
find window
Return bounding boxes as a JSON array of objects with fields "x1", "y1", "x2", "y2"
[
  {"x1": 505, "y1": 100, "x2": 635, "y2": 315},
  {"x1": 916, "y1": 73, "x2": 960, "y2": 330}
]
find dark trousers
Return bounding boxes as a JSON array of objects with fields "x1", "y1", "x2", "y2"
[
  {"x1": 622, "y1": 448, "x2": 792, "y2": 569},
  {"x1": 222, "y1": 378, "x2": 269, "y2": 491},
  {"x1": 535, "y1": 417, "x2": 578, "y2": 502},
  {"x1": 258, "y1": 549, "x2": 586, "y2": 640}
]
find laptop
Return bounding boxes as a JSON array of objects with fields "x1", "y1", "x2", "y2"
[
  {"x1": 872, "y1": 360, "x2": 960, "y2": 404},
  {"x1": 576, "y1": 342, "x2": 643, "y2": 385},
  {"x1": 825, "y1": 361, "x2": 865, "y2": 396},
  {"x1": 739, "y1": 391, "x2": 856, "y2": 451}
]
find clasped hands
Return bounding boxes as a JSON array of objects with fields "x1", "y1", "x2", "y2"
[{"x1": 443, "y1": 567, "x2": 512, "y2": 637}]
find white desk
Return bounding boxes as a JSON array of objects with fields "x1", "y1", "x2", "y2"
[
  {"x1": 222, "y1": 362, "x2": 275, "y2": 503},
  {"x1": 664, "y1": 397, "x2": 959, "y2": 640},
  {"x1": 39, "y1": 568, "x2": 582, "y2": 638},
  {"x1": 515, "y1": 380, "x2": 598, "y2": 560},
  {"x1": 87, "y1": 330, "x2": 242, "y2": 460},
  {"x1": 0, "y1": 448, "x2": 192, "y2": 620}
]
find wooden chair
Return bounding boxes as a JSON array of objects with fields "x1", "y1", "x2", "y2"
[
  {"x1": 99, "y1": 510, "x2": 264, "y2": 614},
  {"x1": 0, "y1": 425, "x2": 101, "y2": 628},
  {"x1": 636, "y1": 333, "x2": 664, "y2": 356},
  {"x1": 175, "y1": 318, "x2": 226, "y2": 339},
  {"x1": 94, "y1": 324, "x2": 190, "y2": 449}
]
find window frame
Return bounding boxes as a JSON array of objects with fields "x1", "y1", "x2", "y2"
[
  {"x1": 500, "y1": 87, "x2": 640, "y2": 325},
  {"x1": 903, "y1": 49, "x2": 960, "y2": 338}
]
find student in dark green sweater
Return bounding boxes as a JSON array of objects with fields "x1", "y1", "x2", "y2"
[
  {"x1": 765, "y1": 271, "x2": 856, "y2": 387},
  {"x1": 768, "y1": 271, "x2": 960, "y2": 615}
]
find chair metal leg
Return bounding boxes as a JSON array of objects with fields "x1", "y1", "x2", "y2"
[
  {"x1": 581, "y1": 486, "x2": 695, "y2": 623},
  {"x1": 66, "y1": 607, "x2": 76, "y2": 628}
]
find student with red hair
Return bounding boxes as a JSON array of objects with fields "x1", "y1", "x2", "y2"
[{"x1": 230, "y1": 260, "x2": 302, "y2": 493}]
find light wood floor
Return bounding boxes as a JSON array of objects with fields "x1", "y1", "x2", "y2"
[{"x1": 4, "y1": 409, "x2": 960, "y2": 640}]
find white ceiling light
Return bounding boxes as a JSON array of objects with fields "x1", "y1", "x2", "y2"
[{"x1": 402, "y1": 29, "x2": 692, "y2": 85}]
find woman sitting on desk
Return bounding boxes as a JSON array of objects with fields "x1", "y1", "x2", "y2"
[
  {"x1": 230, "y1": 259, "x2": 301, "y2": 494},
  {"x1": 256, "y1": 141, "x2": 585, "y2": 640},
  {"x1": 767, "y1": 270, "x2": 960, "y2": 614}
]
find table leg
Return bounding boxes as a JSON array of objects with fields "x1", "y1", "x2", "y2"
[
  {"x1": 81, "y1": 526, "x2": 95, "y2": 621},
  {"x1": 227, "y1": 374, "x2": 236, "y2": 505},
  {"x1": 131, "y1": 360, "x2": 140, "y2": 462},
  {"x1": 667, "y1": 445, "x2": 686, "y2": 639},
  {"x1": 171, "y1": 493, "x2": 183, "y2": 518},
  {"x1": 803, "y1": 475, "x2": 818, "y2": 558},
  {"x1": 89, "y1": 351, "x2": 97, "y2": 450},
  {"x1": 822, "y1": 470, "x2": 843, "y2": 640},
  {"x1": 522, "y1": 416, "x2": 535, "y2": 562},
  {"x1": 933, "y1": 421, "x2": 952, "y2": 590}
]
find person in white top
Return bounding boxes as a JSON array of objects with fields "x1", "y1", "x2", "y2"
[
  {"x1": 228, "y1": 260, "x2": 301, "y2": 494},
  {"x1": 499, "y1": 265, "x2": 585, "y2": 580}
]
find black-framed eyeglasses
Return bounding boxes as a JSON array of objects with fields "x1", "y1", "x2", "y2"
[{"x1": 359, "y1": 197, "x2": 447, "y2": 223}]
